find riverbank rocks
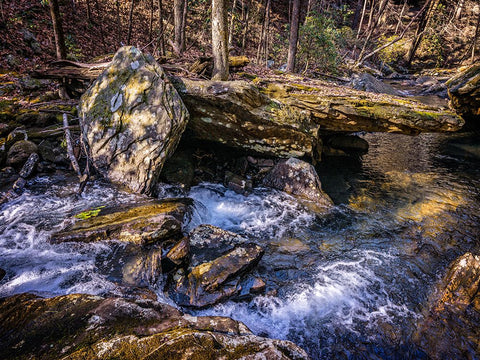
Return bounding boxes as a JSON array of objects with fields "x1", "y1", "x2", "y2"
[
  {"x1": 350, "y1": 72, "x2": 403, "y2": 96},
  {"x1": 51, "y1": 198, "x2": 191, "y2": 245},
  {"x1": 79, "y1": 46, "x2": 189, "y2": 194},
  {"x1": 6, "y1": 140, "x2": 37, "y2": 168},
  {"x1": 0, "y1": 293, "x2": 309, "y2": 360},
  {"x1": 263, "y1": 158, "x2": 333, "y2": 212},
  {"x1": 414, "y1": 253, "x2": 480, "y2": 359},
  {"x1": 170, "y1": 225, "x2": 264, "y2": 308},
  {"x1": 447, "y1": 63, "x2": 480, "y2": 126}
]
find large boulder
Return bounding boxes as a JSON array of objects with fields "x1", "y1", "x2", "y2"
[
  {"x1": 262, "y1": 158, "x2": 333, "y2": 212},
  {"x1": 79, "y1": 46, "x2": 189, "y2": 194},
  {"x1": 0, "y1": 293, "x2": 309, "y2": 360},
  {"x1": 447, "y1": 63, "x2": 480, "y2": 126},
  {"x1": 170, "y1": 225, "x2": 265, "y2": 308},
  {"x1": 413, "y1": 253, "x2": 480, "y2": 359},
  {"x1": 51, "y1": 199, "x2": 191, "y2": 245}
]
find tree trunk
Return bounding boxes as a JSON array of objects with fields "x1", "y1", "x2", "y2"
[
  {"x1": 406, "y1": 0, "x2": 438, "y2": 67},
  {"x1": 212, "y1": 0, "x2": 229, "y2": 80},
  {"x1": 357, "y1": 0, "x2": 389, "y2": 62},
  {"x1": 86, "y1": 0, "x2": 92, "y2": 23},
  {"x1": 471, "y1": 11, "x2": 480, "y2": 63},
  {"x1": 149, "y1": 0, "x2": 154, "y2": 43},
  {"x1": 49, "y1": 0, "x2": 67, "y2": 60},
  {"x1": 116, "y1": 0, "x2": 122, "y2": 45},
  {"x1": 174, "y1": 0, "x2": 185, "y2": 54},
  {"x1": 94, "y1": 0, "x2": 107, "y2": 52},
  {"x1": 127, "y1": 0, "x2": 135, "y2": 45},
  {"x1": 228, "y1": 0, "x2": 237, "y2": 46},
  {"x1": 455, "y1": 0, "x2": 465, "y2": 20},
  {"x1": 286, "y1": 0, "x2": 300, "y2": 72},
  {"x1": 394, "y1": 0, "x2": 407, "y2": 34},
  {"x1": 356, "y1": 0, "x2": 368, "y2": 38},
  {"x1": 158, "y1": 0, "x2": 165, "y2": 55},
  {"x1": 241, "y1": 0, "x2": 249, "y2": 52},
  {"x1": 181, "y1": 0, "x2": 188, "y2": 52}
]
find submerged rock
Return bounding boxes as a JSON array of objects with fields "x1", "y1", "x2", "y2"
[
  {"x1": 79, "y1": 46, "x2": 189, "y2": 194},
  {"x1": 0, "y1": 293, "x2": 309, "y2": 360},
  {"x1": 0, "y1": 268, "x2": 5, "y2": 281},
  {"x1": 326, "y1": 135, "x2": 369, "y2": 154},
  {"x1": 414, "y1": 253, "x2": 480, "y2": 359},
  {"x1": 447, "y1": 63, "x2": 480, "y2": 126},
  {"x1": 262, "y1": 158, "x2": 333, "y2": 212},
  {"x1": 51, "y1": 198, "x2": 191, "y2": 245},
  {"x1": 169, "y1": 225, "x2": 264, "y2": 308}
]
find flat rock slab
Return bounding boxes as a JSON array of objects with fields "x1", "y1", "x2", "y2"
[
  {"x1": 172, "y1": 75, "x2": 463, "y2": 159},
  {"x1": 51, "y1": 198, "x2": 192, "y2": 245},
  {"x1": 79, "y1": 46, "x2": 189, "y2": 194},
  {"x1": 0, "y1": 293, "x2": 310, "y2": 360}
]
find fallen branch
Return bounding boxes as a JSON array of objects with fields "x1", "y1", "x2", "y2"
[{"x1": 63, "y1": 113, "x2": 82, "y2": 177}]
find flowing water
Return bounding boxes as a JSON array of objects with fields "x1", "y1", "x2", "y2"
[{"x1": 1, "y1": 132, "x2": 480, "y2": 359}]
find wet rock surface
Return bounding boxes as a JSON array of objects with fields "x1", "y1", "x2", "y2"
[
  {"x1": 263, "y1": 158, "x2": 333, "y2": 212},
  {"x1": 169, "y1": 225, "x2": 265, "y2": 308},
  {"x1": 0, "y1": 293, "x2": 310, "y2": 360},
  {"x1": 6, "y1": 140, "x2": 37, "y2": 168},
  {"x1": 51, "y1": 198, "x2": 192, "y2": 245},
  {"x1": 79, "y1": 46, "x2": 189, "y2": 194},
  {"x1": 414, "y1": 252, "x2": 480, "y2": 359}
]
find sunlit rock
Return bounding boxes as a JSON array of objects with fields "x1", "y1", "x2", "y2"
[
  {"x1": 414, "y1": 253, "x2": 480, "y2": 359},
  {"x1": 262, "y1": 158, "x2": 333, "y2": 212},
  {"x1": 79, "y1": 46, "x2": 189, "y2": 194},
  {"x1": 169, "y1": 225, "x2": 264, "y2": 308},
  {"x1": 50, "y1": 199, "x2": 191, "y2": 245},
  {"x1": 0, "y1": 293, "x2": 309, "y2": 359}
]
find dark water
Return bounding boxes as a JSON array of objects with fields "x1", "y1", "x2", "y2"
[{"x1": 1, "y1": 132, "x2": 479, "y2": 359}]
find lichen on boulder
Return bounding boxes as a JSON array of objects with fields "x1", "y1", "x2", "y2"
[{"x1": 79, "y1": 46, "x2": 189, "y2": 194}]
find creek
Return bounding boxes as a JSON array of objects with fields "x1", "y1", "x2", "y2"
[{"x1": 1, "y1": 132, "x2": 479, "y2": 359}]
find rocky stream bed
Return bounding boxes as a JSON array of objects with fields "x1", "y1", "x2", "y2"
[{"x1": 1, "y1": 48, "x2": 480, "y2": 359}]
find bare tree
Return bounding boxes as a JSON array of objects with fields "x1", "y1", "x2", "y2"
[
  {"x1": 158, "y1": 0, "x2": 165, "y2": 55},
  {"x1": 286, "y1": 0, "x2": 300, "y2": 72},
  {"x1": 212, "y1": 0, "x2": 229, "y2": 80}
]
